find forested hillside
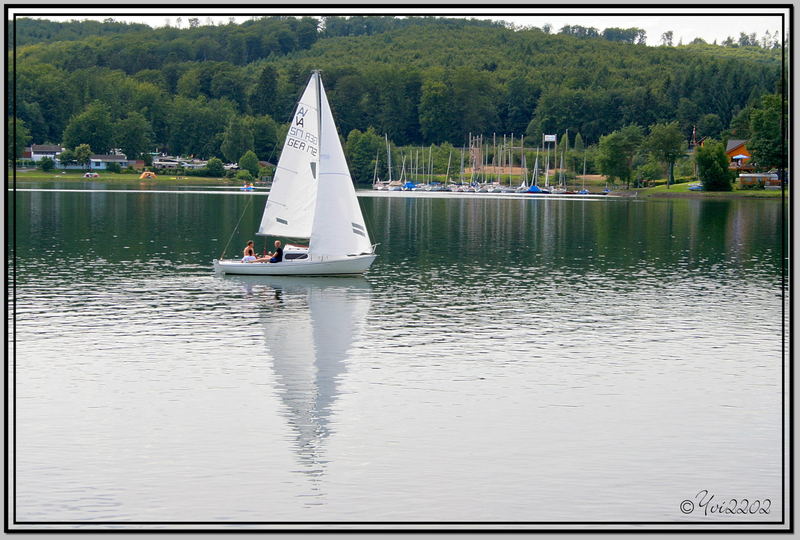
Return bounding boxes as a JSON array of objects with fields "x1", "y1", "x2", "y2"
[
  {"x1": 9, "y1": 17, "x2": 152, "y2": 47},
  {"x1": 9, "y1": 16, "x2": 783, "y2": 167}
]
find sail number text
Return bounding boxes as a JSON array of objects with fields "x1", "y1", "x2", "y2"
[{"x1": 287, "y1": 126, "x2": 318, "y2": 157}]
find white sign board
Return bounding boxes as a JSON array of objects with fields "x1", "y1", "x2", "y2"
[{"x1": 543, "y1": 134, "x2": 557, "y2": 142}]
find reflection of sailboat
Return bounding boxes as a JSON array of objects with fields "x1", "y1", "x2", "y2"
[{"x1": 225, "y1": 275, "x2": 371, "y2": 483}]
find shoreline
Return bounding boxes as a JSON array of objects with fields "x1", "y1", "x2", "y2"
[{"x1": 10, "y1": 171, "x2": 787, "y2": 200}]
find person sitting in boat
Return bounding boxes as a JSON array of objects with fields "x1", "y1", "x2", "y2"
[
  {"x1": 242, "y1": 240, "x2": 258, "y2": 263},
  {"x1": 262, "y1": 240, "x2": 283, "y2": 263}
]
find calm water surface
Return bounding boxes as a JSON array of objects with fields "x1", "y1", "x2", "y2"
[{"x1": 10, "y1": 185, "x2": 786, "y2": 523}]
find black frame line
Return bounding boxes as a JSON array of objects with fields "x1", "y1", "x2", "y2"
[{"x1": 4, "y1": 3, "x2": 793, "y2": 533}]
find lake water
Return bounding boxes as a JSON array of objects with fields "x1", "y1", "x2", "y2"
[{"x1": 9, "y1": 185, "x2": 788, "y2": 528}]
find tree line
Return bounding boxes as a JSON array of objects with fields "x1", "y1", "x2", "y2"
[{"x1": 9, "y1": 16, "x2": 784, "y2": 181}]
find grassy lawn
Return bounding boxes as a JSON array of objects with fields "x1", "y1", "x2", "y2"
[
  {"x1": 638, "y1": 181, "x2": 786, "y2": 199},
  {"x1": 10, "y1": 169, "x2": 239, "y2": 185}
]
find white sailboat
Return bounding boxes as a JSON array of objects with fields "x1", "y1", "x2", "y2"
[{"x1": 214, "y1": 71, "x2": 377, "y2": 275}]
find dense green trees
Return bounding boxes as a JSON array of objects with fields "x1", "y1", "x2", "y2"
[
  {"x1": 250, "y1": 65, "x2": 279, "y2": 117},
  {"x1": 62, "y1": 102, "x2": 114, "y2": 153},
  {"x1": 251, "y1": 115, "x2": 279, "y2": 161},
  {"x1": 345, "y1": 128, "x2": 384, "y2": 182},
  {"x1": 601, "y1": 27, "x2": 646, "y2": 45},
  {"x1": 114, "y1": 112, "x2": 153, "y2": 160},
  {"x1": 167, "y1": 96, "x2": 233, "y2": 157},
  {"x1": 10, "y1": 15, "x2": 783, "y2": 172},
  {"x1": 221, "y1": 117, "x2": 254, "y2": 163},
  {"x1": 10, "y1": 17, "x2": 150, "y2": 47},
  {"x1": 748, "y1": 94, "x2": 786, "y2": 169}
]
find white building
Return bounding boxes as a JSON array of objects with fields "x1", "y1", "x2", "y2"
[
  {"x1": 28, "y1": 144, "x2": 63, "y2": 161},
  {"x1": 89, "y1": 154, "x2": 130, "y2": 170}
]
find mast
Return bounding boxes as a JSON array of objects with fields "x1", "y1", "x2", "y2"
[
  {"x1": 428, "y1": 145, "x2": 433, "y2": 184},
  {"x1": 469, "y1": 138, "x2": 475, "y2": 184},
  {"x1": 385, "y1": 134, "x2": 392, "y2": 183},
  {"x1": 483, "y1": 135, "x2": 488, "y2": 184},
  {"x1": 582, "y1": 151, "x2": 587, "y2": 190},
  {"x1": 314, "y1": 70, "x2": 322, "y2": 152},
  {"x1": 445, "y1": 150, "x2": 452, "y2": 185},
  {"x1": 508, "y1": 133, "x2": 513, "y2": 186},
  {"x1": 544, "y1": 136, "x2": 550, "y2": 188},
  {"x1": 493, "y1": 132, "x2": 497, "y2": 185},
  {"x1": 372, "y1": 148, "x2": 379, "y2": 185},
  {"x1": 416, "y1": 147, "x2": 420, "y2": 182},
  {"x1": 459, "y1": 146, "x2": 465, "y2": 184}
]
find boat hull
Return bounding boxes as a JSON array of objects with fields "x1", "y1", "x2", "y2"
[{"x1": 213, "y1": 254, "x2": 377, "y2": 275}]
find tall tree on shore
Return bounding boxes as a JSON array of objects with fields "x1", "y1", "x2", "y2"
[
  {"x1": 251, "y1": 115, "x2": 279, "y2": 161},
  {"x1": 598, "y1": 130, "x2": 633, "y2": 186},
  {"x1": 220, "y1": 117, "x2": 254, "y2": 163},
  {"x1": 418, "y1": 76, "x2": 451, "y2": 144},
  {"x1": 598, "y1": 125, "x2": 643, "y2": 188},
  {"x1": 62, "y1": 102, "x2": 114, "y2": 154},
  {"x1": 74, "y1": 143, "x2": 92, "y2": 169},
  {"x1": 345, "y1": 127, "x2": 384, "y2": 184},
  {"x1": 645, "y1": 122, "x2": 685, "y2": 187},
  {"x1": 9, "y1": 117, "x2": 31, "y2": 161},
  {"x1": 238, "y1": 149, "x2": 259, "y2": 177},
  {"x1": 570, "y1": 132, "x2": 585, "y2": 173},
  {"x1": 114, "y1": 112, "x2": 153, "y2": 160},
  {"x1": 250, "y1": 65, "x2": 279, "y2": 117}
]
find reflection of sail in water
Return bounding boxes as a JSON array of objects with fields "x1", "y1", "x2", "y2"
[{"x1": 229, "y1": 276, "x2": 371, "y2": 484}]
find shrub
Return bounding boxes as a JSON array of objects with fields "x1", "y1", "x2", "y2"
[
  {"x1": 205, "y1": 157, "x2": 224, "y2": 177},
  {"x1": 105, "y1": 162, "x2": 121, "y2": 173},
  {"x1": 634, "y1": 161, "x2": 661, "y2": 186},
  {"x1": 236, "y1": 169, "x2": 254, "y2": 182},
  {"x1": 696, "y1": 140, "x2": 733, "y2": 191},
  {"x1": 39, "y1": 156, "x2": 54, "y2": 172},
  {"x1": 238, "y1": 150, "x2": 259, "y2": 177},
  {"x1": 738, "y1": 180, "x2": 764, "y2": 190},
  {"x1": 258, "y1": 165, "x2": 273, "y2": 181}
]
